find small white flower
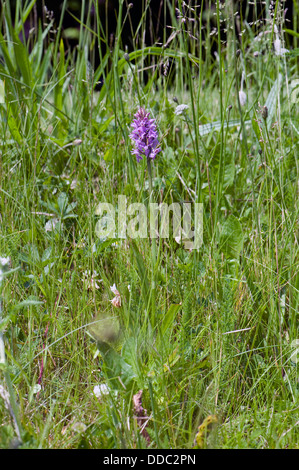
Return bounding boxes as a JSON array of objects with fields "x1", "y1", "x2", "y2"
[
  {"x1": 274, "y1": 25, "x2": 289, "y2": 56},
  {"x1": 0, "y1": 257, "x2": 10, "y2": 267},
  {"x1": 274, "y1": 39, "x2": 289, "y2": 56},
  {"x1": 110, "y1": 283, "x2": 121, "y2": 307},
  {"x1": 71, "y1": 422, "x2": 87, "y2": 433},
  {"x1": 111, "y1": 296, "x2": 121, "y2": 308},
  {"x1": 239, "y1": 90, "x2": 247, "y2": 106},
  {"x1": 110, "y1": 283, "x2": 119, "y2": 295},
  {"x1": 83, "y1": 270, "x2": 102, "y2": 290},
  {"x1": 72, "y1": 139, "x2": 83, "y2": 146},
  {"x1": 93, "y1": 383, "x2": 110, "y2": 398},
  {"x1": 45, "y1": 218, "x2": 59, "y2": 232},
  {"x1": 174, "y1": 104, "x2": 189, "y2": 115},
  {"x1": 70, "y1": 179, "x2": 78, "y2": 189},
  {"x1": 0, "y1": 256, "x2": 10, "y2": 284},
  {"x1": 239, "y1": 71, "x2": 247, "y2": 106},
  {"x1": 32, "y1": 384, "x2": 41, "y2": 395}
]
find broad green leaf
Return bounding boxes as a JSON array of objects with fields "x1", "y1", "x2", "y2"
[
  {"x1": 57, "y1": 192, "x2": 68, "y2": 214},
  {"x1": 0, "y1": 30, "x2": 16, "y2": 77},
  {"x1": 41, "y1": 247, "x2": 52, "y2": 263},
  {"x1": 4, "y1": 74, "x2": 23, "y2": 143},
  {"x1": 160, "y1": 304, "x2": 181, "y2": 337},
  {"x1": 121, "y1": 337, "x2": 142, "y2": 384},
  {"x1": 264, "y1": 73, "x2": 283, "y2": 131},
  {"x1": 53, "y1": 39, "x2": 69, "y2": 137},
  {"x1": 12, "y1": 31, "x2": 32, "y2": 88},
  {"x1": 224, "y1": 152, "x2": 235, "y2": 187},
  {"x1": 95, "y1": 339, "x2": 137, "y2": 392},
  {"x1": 5, "y1": 109, "x2": 23, "y2": 144},
  {"x1": 219, "y1": 215, "x2": 244, "y2": 259}
]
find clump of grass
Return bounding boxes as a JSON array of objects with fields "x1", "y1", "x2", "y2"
[{"x1": 0, "y1": 0, "x2": 298, "y2": 449}]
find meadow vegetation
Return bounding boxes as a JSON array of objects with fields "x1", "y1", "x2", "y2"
[{"x1": 0, "y1": 0, "x2": 298, "y2": 449}]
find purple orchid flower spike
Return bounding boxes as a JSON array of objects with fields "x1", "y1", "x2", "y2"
[{"x1": 129, "y1": 108, "x2": 161, "y2": 163}]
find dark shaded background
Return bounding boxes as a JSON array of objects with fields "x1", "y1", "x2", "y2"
[{"x1": 7, "y1": 0, "x2": 296, "y2": 72}]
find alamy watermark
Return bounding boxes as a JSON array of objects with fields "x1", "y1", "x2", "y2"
[{"x1": 95, "y1": 196, "x2": 203, "y2": 250}]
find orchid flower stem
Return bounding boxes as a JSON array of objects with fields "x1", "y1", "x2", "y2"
[
  {"x1": 147, "y1": 157, "x2": 153, "y2": 198},
  {"x1": 129, "y1": 107, "x2": 161, "y2": 328},
  {"x1": 147, "y1": 158, "x2": 156, "y2": 327}
]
